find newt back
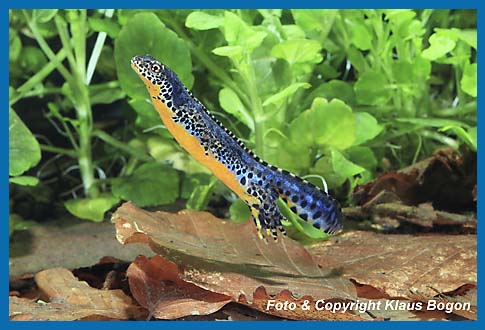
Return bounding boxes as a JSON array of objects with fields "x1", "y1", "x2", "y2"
[{"x1": 131, "y1": 54, "x2": 343, "y2": 240}]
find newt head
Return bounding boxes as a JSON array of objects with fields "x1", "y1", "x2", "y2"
[
  {"x1": 131, "y1": 54, "x2": 167, "y2": 87},
  {"x1": 131, "y1": 55, "x2": 192, "y2": 113}
]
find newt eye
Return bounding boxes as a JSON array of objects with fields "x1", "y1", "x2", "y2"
[{"x1": 151, "y1": 64, "x2": 161, "y2": 73}]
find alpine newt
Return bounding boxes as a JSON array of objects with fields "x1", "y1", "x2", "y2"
[{"x1": 131, "y1": 54, "x2": 343, "y2": 241}]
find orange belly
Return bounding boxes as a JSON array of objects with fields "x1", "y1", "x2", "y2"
[{"x1": 153, "y1": 100, "x2": 251, "y2": 201}]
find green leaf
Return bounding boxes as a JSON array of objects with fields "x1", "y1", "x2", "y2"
[
  {"x1": 111, "y1": 163, "x2": 180, "y2": 207},
  {"x1": 330, "y1": 149, "x2": 366, "y2": 178},
  {"x1": 440, "y1": 126, "x2": 477, "y2": 152},
  {"x1": 354, "y1": 71, "x2": 393, "y2": 106},
  {"x1": 384, "y1": 9, "x2": 416, "y2": 28},
  {"x1": 461, "y1": 61, "x2": 477, "y2": 97},
  {"x1": 422, "y1": 33, "x2": 456, "y2": 61},
  {"x1": 455, "y1": 29, "x2": 476, "y2": 49},
  {"x1": 262, "y1": 82, "x2": 310, "y2": 107},
  {"x1": 289, "y1": 98, "x2": 356, "y2": 150},
  {"x1": 392, "y1": 58, "x2": 431, "y2": 84},
  {"x1": 346, "y1": 146, "x2": 378, "y2": 171},
  {"x1": 434, "y1": 28, "x2": 476, "y2": 49},
  {"x1": 88, "y1": 17, "x2": 120, "y2": 38},
  {"x1": 114, "y1": 12, "x2": 193, "y2": 101},
  {"x1": 185, "y1": 11, "x2": 223, "y2": 30},
  {"x1": 281, "y1": 24, "x2": 306, "y2": 40},
  {"x1": 308, "y1": 80, "x2": 355, "y2": 105},
  {"x1": 219, "y1": 88, "x2": 254, "y2": 130},
  {"x1": 181, "y1": 173, "x2": 212, "y2": 199},
  {"x1": 351, "y1": 23, "x2": 372, "y2": 51},
  {"x1": 33, "y1": 9, "x2": 58, "y2": 23},
  {"x1": 223, "y1": 11, "x2": 267, "y2": 50},
  {"x1": 9, "y1": 176, "x2": 39, "y2": 186},
  {"x1": 291, "y1": 9, "x2": 337, "y2": 42},
  {"x1": 9, "y1": 108, "x2": 41, "y2": 176},
  {"x1": 271, "y1": 39, "x2": 322, "y2": 65},
  {"x1": 229, "y1": 199, "x2": 251, "y2": 223},
  {"x1": 346, "y1": 46, "x2": 367, "y2": 73},
  {"x1": 129, "y1": 99, "x2": 163, "y2": 130},
  {"x1": 9, "y1": 28, "x2": 21, "y2": 62},
  {"x1": 467, "y1": 127, "x2": 477, "y2": 152},
  {"x1": 258, "y1": 9, "x2": 282, "y2": 18},
  {"x1": 20, "y1": 46, "x2": 48, "y2": 74},
  {"x1": 212, "y1": 45, "x2": 243, "y2": 59},
  {"x1": 10, "y1": 214, "x2": 37, "y2": 235},
  {"x1": 353, "y1": 112, "x2": 383, "y2": 145},
  {"x1": 90, "y1": 86, "x2": 125, "y2": 105},
  {"x1": 64, "y1": 194, "x2": 120, "y2": 222},
  {"x1": 186, "y1": 178, "x2": 218, "y2": 210},
  {"x1": 395, "y1": 117, "x2": 470, "y2": 129},
  {"x1": 312, "y1": 155, "x2": 344, "y2": 189},
  {"x1": 263, "y1": 129, "x2": 311, "y2": 173}
]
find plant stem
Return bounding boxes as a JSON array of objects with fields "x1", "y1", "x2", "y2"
[
  {"x1": 66, "y1": 10, "x2": 98, "y2": 198},
  {"x1": 240, "y1": 61, "x2": 265, "y2": 157},
  {"x1": 421, "y1": 129, "x2": 460, "y2": 149},
  {"x1": 24, "y1": 10, "x2": 98, "y2": 197},
  {"x1": 40, "y1": 144, "x2": 77, "y2": 157},
  {"x1": 54, "y1": 16, "x2": 77, "y2": 70},
  {"x1": 17, "y1": 86, "x2": 63, "y2": 99},
  {"x1": 11, "y1": 49, "x2": 67, "y2": 105},
  {"x1": 23, "y1": 11, "x2": 72, "y2": 83},
  {"x1": 92, "y1": 130, "x2": 153, "y2": 162},
  {"x1": 75, "y1": 87, "x2": 97, "y2": 197}
]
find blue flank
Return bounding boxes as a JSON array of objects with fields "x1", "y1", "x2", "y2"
[{"x1": 161, "y1": 58, "x2": 343, "y2": 234}]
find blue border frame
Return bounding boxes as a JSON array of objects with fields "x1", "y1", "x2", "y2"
[{"x1": 4, "y1": 1, "x2": 480, "y2": 329}]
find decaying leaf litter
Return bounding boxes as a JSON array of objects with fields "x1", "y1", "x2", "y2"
[{"x1": 10, "y1": 150, "x2": 476, "y2": 320}]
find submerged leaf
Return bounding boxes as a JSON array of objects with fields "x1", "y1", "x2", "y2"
[
  {"x1": 353, "y1": 112, "x2": 383, "y2": 145},
  {"x1": 289, "y1": 97, "x2": 356, "y2": 150},
  {"x1": 422, "y1": 33, "x2": 456, "y2": 60},
  {"x1": 111, "y1": 163, "x2": 179, "y2": 207},
  {"x1": 271, "y1": 39, "x2": 322, "y2": 65},
  {"x1": 114, "y1": 12, "x2": 193, "y2": 101},
  {"x1": 460, "y1": 61, "x2": 477, "y2": 97},
  {"x1": 185, "y1": 11, "x2": 223, "y2": 30},
  {"x1": 354, "y1": 71, "x2": 393, "y2": 106},
  {"x1": 9, "y1": 175, "x2": 39, "y2": 186},
  {"x1": 222, "y1": 11, "x2": 267, "y2": 51},
  {"x1": 9, "y1": 108, "x2": 41, "y2": 177},
  {"x1": 262, "y1": 82, "x2": 310, "y2": 108},
  {"x1": 186, "y1": 178, "x2": 217, "y2": 210},
  {"x1": 219, "y1": 87, "x2": 254, "y2": 130},
  {"x1": 64, "y1": 194, "x2": 120, "y2": 222}
]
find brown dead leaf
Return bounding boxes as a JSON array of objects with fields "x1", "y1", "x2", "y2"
[
  {"x1": 354, "y1": 148, "x2": 476, "y2": 213},
  {"x1": 127, "y1": 255, "x2": 232, "y2": 319},
  {"x1": 112, "y1": 202, "x2": 357, "y2": 319},
  {"x1": 308, "y1": 231, "x2": 476, "y2": 299},
  {"x1": 442, "y1": 286, "x2": 477, "y2": 320},
  {"x1": 249, "y1": 287, "x2": 367, "y2": 320},
  {"x1": 9, "y1": 267, "x2": 145, "y2": 320},
  {"x1": 345, "y1": 201, "x2": 476, "y2": 229}
]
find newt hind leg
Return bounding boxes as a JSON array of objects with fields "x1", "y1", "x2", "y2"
[{"x1": 246, "y1": 188, "x2": 287, "y2": 241}]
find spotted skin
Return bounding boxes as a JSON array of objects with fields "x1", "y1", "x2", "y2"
[{"x1": 131, "y1": 54, "x2": 343, "y2": 241}]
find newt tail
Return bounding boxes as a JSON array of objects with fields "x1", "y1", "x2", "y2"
[{"x1": 131, "y1": 54, "x2": 343, "y2": 241}]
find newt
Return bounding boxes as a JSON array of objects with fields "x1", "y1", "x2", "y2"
[{"x1": 131, "y1": 54, "x2": 343, "y2": 241}]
